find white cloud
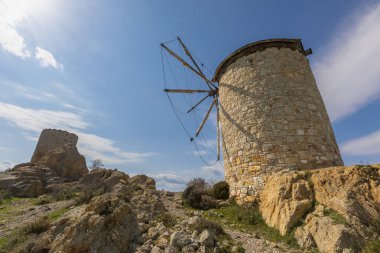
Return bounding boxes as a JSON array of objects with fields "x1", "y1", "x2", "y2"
[
  {"x1": 0, "y1": 0, "x2": 31, "y2": 58},
  {"x1": 314, "y1": 3, "x2": 380, "y2": 121},
  {"x1": 35, "y1": 47, "x2": 63, "y2": 69},
  {"x1": 0, "y1": 101, "x2": 154, "y2": 166},
  {"x1": 2, "y1": 81, "x2": 57, "y2": 101},
  {"x1": 193, "y1": 150, "x2": 207, "y2": 156},
  {"x1": 0, "y1": 160, "x2": 13, "y2": 171},
  {"x1": 197, "y1": 139, "x2": 216, "y2": 149},
  {"x1": 0, "y1": 101, "x2": 89, "y2": 132},
  {"x1": 341, "y1": 129, "x2": 380, "y2": 156},
  {"x1": 0, "y1": 0, "x2": 62, "y2": 70},
  {"x1": 149, "y1": 173, "x2": 187, "y2": 191},
  {"x1": 0, "y1": 146, "x2": 11, "y2": 151},
  {"x1": 78, "y1": 133, "x2": 155, "y2": 165},
  {"x1": 201, "y1": 162, "x2": 224, "y2": 178}
]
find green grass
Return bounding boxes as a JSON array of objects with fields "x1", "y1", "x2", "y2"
[
  {"x1": 0, "y1": 197, "x2": 36, "y2": 219},
  {"x1": 32, "y1": 196, "x2": 53, "y2": 206},
  {"x1": 322, "y1": 208, "x2": 347, "y2": 225},
  {"x1": 203, "y1": 204, "x2": 299, "y2": 248},
  {"x1": 362, "y1": 240, "x2": 380, "y2": 253},
  {"x1": 0, "y1": 238, "x2": 7, "y2": 250},
  {"x1": 157, "y1": 213, "x2": 177, "y2": 228},
  {"x1": 48, "y1": 207, "x2": 69, "y2": 220},
  {"x1": 0, "y1": 203, "x2": 70, "y2": 253},
  {"x1": 23, "y1": 216, "x2": 50, "y2": 235}
]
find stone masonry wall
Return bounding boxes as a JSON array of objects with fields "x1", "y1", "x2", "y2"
[
  {"x1": 31, "y1": 129, "x2": 78, "y2": 163},
  {"x1": 218, "y1": 46, "x2": 343, "y2": 204}
]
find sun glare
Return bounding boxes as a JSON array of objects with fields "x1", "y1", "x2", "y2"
[{"x1": 0, "y1": 0, "x2": 54, "y2": 25}]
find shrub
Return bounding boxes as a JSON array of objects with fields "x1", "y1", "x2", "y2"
[
  {"x1": 187, "y1": 177, "x2": 209, "y2": 190},
  {"x1": 199, "y1": 195, "x2": 219, "y2": 210},
  {"x1": 212, "y1": 181, "x2": 229, "y2": 200},
  {"x1": 0, "y1": 190, "x2": 12, "y2": 204},
  {"x1": 183, "y1": 185, "x2": 219, "y2": 210},
  {"x1": 183, "y1": 185, "x2": 202, "y2": 209},
  {"x1": 237, "y1": 206, "x2": 264, "y2": 225},
  {"x1": 33, "y1": 196, "x2": 53, "y2": 206},
  {"x1": 158, "y1": 213, "x2": 177, "y2": 228},
  {"x1": 190, "y1": 217, "x2": 225, "y2": 236},
  {"x1": 89, "y1": 159, "x2": 105, "y2": 170},
  {"x1": 183, "y1": 177, "x2": 220, "y2": 210},
  {"x1": 363, "y1": 240, "x2": 380, "y2": 253},
  {"x1": 23, "y1": 216, "x2": 50, "y2": 235},
  {"x1": 74, "y1": 189, "x2": 94, "y2": 206},
  {"x1": 322, "y1": 208, "x2": 347, "y2": 225}
]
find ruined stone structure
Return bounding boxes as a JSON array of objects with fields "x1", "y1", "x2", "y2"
[
  {"x1": 213, "y1": 39, "x2": 343, "y2": 203},
  {"x1": 31, "y1": 129, "x2": 78, "y2": 163}
]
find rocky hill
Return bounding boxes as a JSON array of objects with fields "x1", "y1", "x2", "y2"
[{"x1": 0, "y1": 129, "x2": 379, "y2": 253}]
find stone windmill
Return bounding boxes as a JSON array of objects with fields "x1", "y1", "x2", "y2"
[{"x1": 162, "y1": 37, "x2": 343, "y2": 202}]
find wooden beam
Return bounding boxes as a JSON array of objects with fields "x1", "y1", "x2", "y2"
[
  {"x1": 164, "y1": 89, "x2": 210, "y2": 93},
  {"x1": 161, "y1": 43, "x2": 213, "y2": 87},
  {"x1": 216, "y1": 97, "x2": 220, "y2": 161},
  {"x1": 177, "y1": 37, "x2": 217, "y2": 90},
  {"x1": 187, "y1": 94, "x2": 210, "y2": 113},
  {"x1": 195, "y1": 98, "x2": 216, "y2": 138}
]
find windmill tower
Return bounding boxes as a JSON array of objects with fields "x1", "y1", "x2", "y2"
[{"x1": 162, "y1": 38, "x2": 343, "y2": 204}]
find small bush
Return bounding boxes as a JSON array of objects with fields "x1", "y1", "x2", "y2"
[
  {"x1": 190, "y1": 217, "x2": 225, "y2": 236},
  {"x1": 187, "y1": 177, "x2": 210, "y2": 190},
  {"x1": 89, "y1": 159, "x2": 105, "y2": 170},
  {"x1": 0, "y1": 191, "x2": 12, "y2": 205},
  {"x1": 183, "y1": 185, "x2": 218, "y2": 210},
  {"x1": 199, "y1": 195, "x2": 219, "y2": 210},
  {"x1": 74, "y1": 190, "x2": 94, "y2": 206},
  {"x1": 158, "y1": 213, "x2": 177, "y2": 228},
  {"x1": 23, "y1": 216, "x2": 50, "y2": 235},
  {"x1": 322, "y1": 208, "x2": 347, "y2": 225},
  {"x1": 363, "y1": 240, "x2": 380, "y2": 253},
  {"x1": 212, "y1": 181, "x2": 229, "y2": 200},
  {"x1": 237, "y1": 205, "x2": 263, "y2": 225},
  {"x1": 33, "y1": 196, "x2": 53, "y2": 206},
  {"x1": 48, "y1": 183, "x2": 81, "y2": 201},
  {"x1": 183, "y1": 185, "x2": 202, "y2": 208}
]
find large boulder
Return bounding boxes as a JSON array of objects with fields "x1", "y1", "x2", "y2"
[
  {"x1": 31, "y1": 129, "x2": 79, "y2": 163},
  {"x1": 128, "y1": 175, "x2": 166, "y2": 223},
  {"x1": 30, "y1": 169, "x2": 166, "y2": 253},
  {"x1": 36, "y1": 144, "x2": 88, "y2": 181},
  {"x1": 259, "y1": 171, "x2": 314, "y2": 235},
  {"x1": 311, "y1": 165, "x2": 380, "y2": 234},
  {"x1": 258, "y1": 165, "x2": 380, "y2": 252},
  {"x1": 80, "y1": 168, "x2": 129, "y2": 192},
  {"x1": 0, "y1": 164, "x2": 60, "y2": 197},
  {"x1": 43, "y1": 183, "x2": 138, "y2": 253},
  {"x1": 295, "y1": 205, "x2": 363, "y2": 252}
]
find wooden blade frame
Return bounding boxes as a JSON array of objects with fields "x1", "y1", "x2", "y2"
[
  {"x1": 162, "y1": 37, "x2": 221, "y2": 160},
  {"x1": 195, "y1": 97, "x2": 217, "y2": 138},
  {"x1": 161, "y1": 42, "x2": 215, "y2": 91},
  {"x1": 164, "y1": 89, "x2": 210, "y2": 93},
  {"x1": 216, "y1": 96, "x2": 220, "y2": 160},
  {"x1": 187, "y1": 94, "x2": 211, "y2": 113},
  {"x1": 177, "y1": 37, "x2": 217, "y2": 90}
]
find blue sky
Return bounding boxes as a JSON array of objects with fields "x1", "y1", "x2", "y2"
[{"x1": 1, "y1": 0, "x2": 380, "y2": 191}]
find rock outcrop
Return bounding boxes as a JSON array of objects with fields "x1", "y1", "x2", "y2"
[
  {"x1": 41, "y1": 180, "x2": 138, "y2": 252},
  {"x1": 259, "y1": 171, "x2": 314, "y2": 235},
  {"x1": 31, "y1": 129, "x2": 88, "y2": 180},
  {"x1": 31, "y1": 129, "x2": 78, "y2": 163},
  {"x1": 295, "y1": 205, "x2": 362, "y2": 252},
  {"x1": 30, "y1": 169, "x2": 166, "y2": 253},
  {"x1": 0, "y1": 163, "x2": 60, "y2": 197},
  {"x1": 259, "y1": 165, "x2": 380, "y2": 252},
  {"x1": 35, "y1": 143, "x2": 88, "y2": 180},
  {"x1": 0, "y1": 129, "x2": 87, "y2": 197}
]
